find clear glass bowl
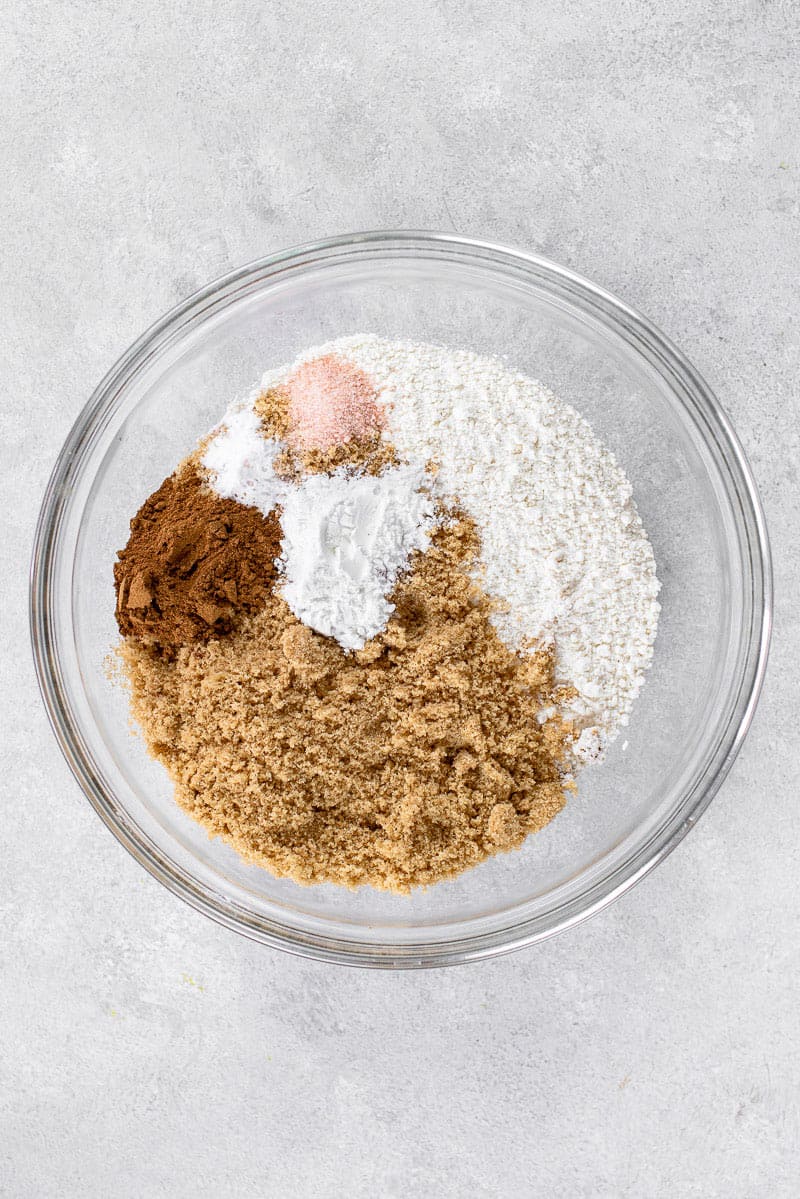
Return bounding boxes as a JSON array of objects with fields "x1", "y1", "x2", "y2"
[{"x1": 30, "y1": 232, "x2": 771, "y2": 968}]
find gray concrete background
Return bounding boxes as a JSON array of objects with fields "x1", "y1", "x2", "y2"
[{"x1": 2, "y1": 1, "x2": 797, "y2": 1195}]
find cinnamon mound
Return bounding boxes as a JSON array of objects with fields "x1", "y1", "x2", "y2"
[{"x1": 114, "y1": 465, "x2": 281, "y2": 658}]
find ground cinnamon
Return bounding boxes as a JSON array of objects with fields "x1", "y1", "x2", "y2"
[{"x1": 114, "y1": 465, "x2": 281, "y2": 658}]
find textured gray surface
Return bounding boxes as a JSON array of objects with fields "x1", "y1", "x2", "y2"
[{"x1": 2, "y1": 1, "x2": 798, "y2": 1195}]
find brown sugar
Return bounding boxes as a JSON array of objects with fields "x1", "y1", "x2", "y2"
[
  {"x1": 119, "y1": 513, "x2": 571, "y2": 892},
  {"x1": 294, "y1": 432, "x2": 398, "y2": 477},
  {"x1": 253, "y1": 386, "x2": 291, "y2": 439},
  {"x1": 114, "y1": 465, "x2": 282, "y2": 659}
]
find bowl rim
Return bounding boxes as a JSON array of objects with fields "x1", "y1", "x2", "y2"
[{"x1": 29, "y1": 229, "x2": 773, "y2": 968}]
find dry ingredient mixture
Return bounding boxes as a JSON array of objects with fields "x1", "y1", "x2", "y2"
[{"x1": 114, "y1": 336, "x2": 660, "y2": 892}]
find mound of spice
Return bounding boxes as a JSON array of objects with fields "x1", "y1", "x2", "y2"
[{"x1": 114, "y1": 465, "x2": 281, "y2": 659}]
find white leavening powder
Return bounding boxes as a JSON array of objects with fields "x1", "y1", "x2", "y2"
[
  {"x1": 201, "y1": 397, "x2": 436, "y2": 652},
  {"x1": 280, "y1": 464, "x2": 435, "y2": 650},
  {"x1": 309, "y1": 336, "x2": 661, "y2": 754},
  {"x1": 202, "y1": 398, "x2": 284, "y2": 516}
]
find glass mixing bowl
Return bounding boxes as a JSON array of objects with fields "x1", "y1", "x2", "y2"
[{"x1": 30, "y1": 231, "x2": 771, "y2": 968}]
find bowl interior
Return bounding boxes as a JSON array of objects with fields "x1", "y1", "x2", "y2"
[{"x1": 36, "y1": 238, "x2": 766, "y2": 963}]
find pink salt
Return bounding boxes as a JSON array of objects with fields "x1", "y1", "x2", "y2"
[{"x1": 286, "y1": 355, "x2": 385, "y2": 450}]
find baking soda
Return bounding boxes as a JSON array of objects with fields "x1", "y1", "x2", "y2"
[
  {"x1": 280, "y1": 464, "x2": 435, "y2": 649},
  {"x1": 202, "y1": 400, "x2": 284, "y2": 516}
]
